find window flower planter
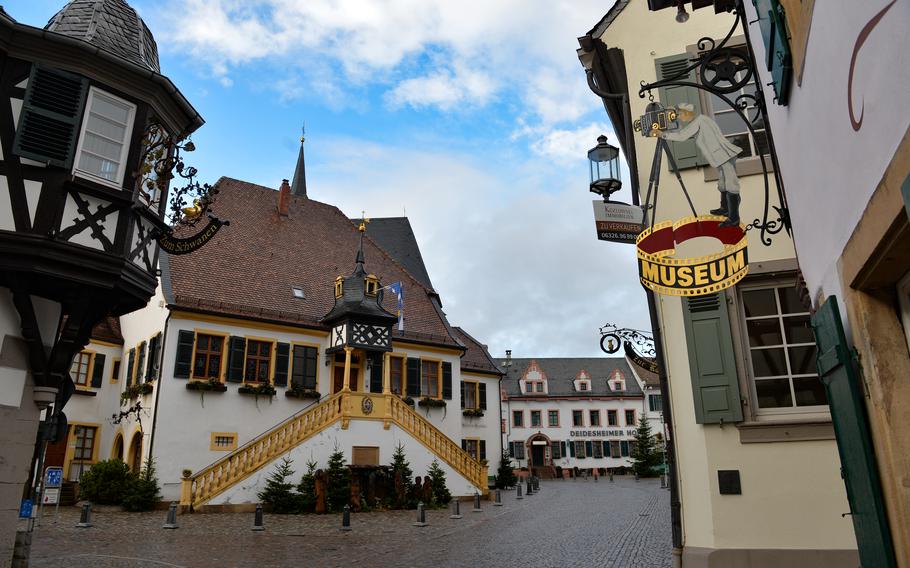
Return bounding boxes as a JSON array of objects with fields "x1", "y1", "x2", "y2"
[
  {"x1": 417, "y1": 397, "x2": 446, "y2": 408},
  {"x1": 285, "y1": 387, "x2": 321, "y2": 400},
  {"x1": 462, "y1": 408, "x2": 484, "y2": 417},
  {"x1": 403, "y1": 396, "x2": 416, "y2": 407},
  {"x1": 238, "y1": 384, "x2": 277, "y2": 397},
  {"x1": 121, "y1": 382, "x2": 154, "y2": 401},
  {"x1": 185, "y1": 380, "x2": 227, "y2": 393}
]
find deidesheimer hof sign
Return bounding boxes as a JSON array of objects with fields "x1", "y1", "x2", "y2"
[{"x1": 636, "y1": 215, "x2": 748, "y2": 296}]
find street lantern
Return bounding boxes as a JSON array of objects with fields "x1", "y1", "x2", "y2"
[{"x1": 588, "y1": 134, "x2": 622, "y2": 199}]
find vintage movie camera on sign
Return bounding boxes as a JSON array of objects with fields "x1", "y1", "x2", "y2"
[{"x1": 633, "y1": 102, "x2": 679, "y2": 138}]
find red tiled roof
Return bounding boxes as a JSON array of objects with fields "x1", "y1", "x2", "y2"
[
  {"x1": 166, "y1": 177, "x2": 459, "y2": 346},
  {"x1": 453, "y1": 326, "x2": 502, "y2": 376},
  {"x1": 91, "y1": 316, "x2": 123, "y2": 345}
]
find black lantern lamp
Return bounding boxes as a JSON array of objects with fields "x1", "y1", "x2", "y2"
[{"x1": 588, "y1": 134, "x2": 622, "y2": 199}]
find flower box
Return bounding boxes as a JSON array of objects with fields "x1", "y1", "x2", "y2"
[
  {"x1": 121, "y1": 382, "x2": 154, "y2": 401},
  {"x1": 285, "y1": 387, "x2": 321, "y2": 400},
  {"x1": 417, "y1": 397, "x2": 447, "y2": 408},
  {"x1": 462, "y1": 408, "x2": 484, "y2": 417},
  {"x1": 238, "y1": 384, "x2": 277, "y2": 397},
  {"x1": 185, "y1": 380, "x2": 227, "y2": 392}
]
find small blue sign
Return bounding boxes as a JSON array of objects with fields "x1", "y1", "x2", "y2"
[
  {"x1": 44, "y1": 467, "x2": 63, "y2": 489},
  {"x1": 19, "y1": 499, "x2": 32, "y2": 519}
]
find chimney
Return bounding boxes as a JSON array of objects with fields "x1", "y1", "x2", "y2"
[{"x1": 278, "y1": 179, "x2": 291, "y2": 216}]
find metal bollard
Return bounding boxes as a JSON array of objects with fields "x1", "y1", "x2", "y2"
[
  {"x1": 450, "y1": 499, "x2": 463, "y2": 519},
  {"x1": 163, "y1": 502, "x2": 179, "y2": 529},
  {"x1": 635, "y1": 472, "x2": 640, "y2": 482},
  {"x1": 472, "y1": 492, "x2": 482, "y2": 512},
  {"x1": 609, "y1": 471, "x2": 614, "y2": 483},
  {"x1": 413, "y1": 501, "x2": 428, "y2": 527},
  {"x1": 252, "y1": 503, "x2": 265, "y2": 531},
  {"x1": 493, "y1": 489, "x2": 503, "y2": 506},
  {"x1": 340, "y1": 504, "x2": 352, "y2": 532},
  {"x1": 526, "y1": 477, "x2": 533, "y2": 496},
  {"x1": 76, "y1": 503, "x2": 92, "y2": 528},
  {"x1": 533, "y1": 476, "x2": 539, "y2": 491},
  {"x1": 661, "y1": 474, "x2": 667, "y2": 488},
  {"x1": 516, "y1": 483, "x2": 523, "y2": 500}
]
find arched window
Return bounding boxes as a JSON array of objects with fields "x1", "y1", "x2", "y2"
[
  {"x1": 128, "y1": 432, "x2": 143, "y2": 472},
  {"x1": 112, "y1": 433, "x2": 124, "y2": 461}
]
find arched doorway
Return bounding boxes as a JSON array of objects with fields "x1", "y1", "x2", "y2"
[
  {"x1": 527, "y1": 433, "x2": 551, "y2": 469},
  {"x1": 112, "y1": 433, "x2": 124, "y2": 461},
  {"x1": 127, "y1": 432, "x2": 142, "y2": 472}
]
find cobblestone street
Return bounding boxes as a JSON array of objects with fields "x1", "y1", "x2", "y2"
[{"x1": 28, "y1": 477, "x2": 670, "y2": 568}]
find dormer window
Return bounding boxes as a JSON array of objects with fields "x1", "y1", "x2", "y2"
[
  {"x1": 334, "y1": 276, "x2": 343, "y2": 298},
  {"x1": 579, "y1": 382, "x2": 589, "y2": 391},
  {"x1": 365, "y1": 274, "x2": 379, "y2": 296},
  {"x1": 73, "y1": 87, "x2": 136, "y2": 189}
]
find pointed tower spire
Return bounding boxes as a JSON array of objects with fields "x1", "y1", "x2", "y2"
[{"x1": 291, "y1": 124, "x2": 307, "y2": 198}]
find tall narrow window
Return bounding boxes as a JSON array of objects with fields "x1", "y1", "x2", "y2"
[
  {"x1": 390, "y1": 356, "x2": 404, "y2": 395},
  {"x1": 574, "y1": 441, "x2": 586, "y2": 459},
  {"x1": 625, "y1": 409, "x2": 636, "y2": 426},
  {"x1": 421, "y1": 360, "x2": 440, "y2": 398},
  {"x1": 607, "y1": 410, "x2": 618, "y2": 426},
  {"x1": 73, "y1": 87, "x2": 136, "y2": 188},
  {"x1": 462, "y1": 439, "x2": 479, "y2": 461},
  {"x1": 572, "y1": 410, "x2": 584, "y2": 427},
  {"x1": 463, "y1": 380, "x2": 479, "y2": 409},
  {"x1": 548, "y1": 410, "x2": 559, "y2": 427},
  {"x1": 70, "y1": 425, "x2": 97, "y2": 479},
  {"x1": 530, "y1": 410, "x2": 542, "y2": 427},
  {"x1": 70, "y1": 351, "x2": 91, "y2": 386},
  {"x1": 589, "y1": 410, "x2": 601, "y2": 426},
  {"x1": 649, "y1": 394, "x2": 663, "y2": 412},
  {"x1": 193, "y1": 334, "x2": 224, "y2": 380},
  {"x1": 512, "y1": 410, "x2": 524, "y2": 427},
  {"x1": 244, "y1": 340, "x2": 272, "y2": 383}
]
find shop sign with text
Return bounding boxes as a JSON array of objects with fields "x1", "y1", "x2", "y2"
[{"x1": 593, "y1": 201, "x2": 644, "y2": 244}]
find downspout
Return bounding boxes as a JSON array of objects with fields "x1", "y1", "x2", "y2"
[
  {"x1": 147, "y1": 310, "x2": 170, "y2": 461},
  {"x1": 583, "y1": 42, "x2": 684, "y2": 561}
]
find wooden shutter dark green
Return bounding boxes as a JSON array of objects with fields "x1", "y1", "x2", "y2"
[
  {"x1": 479, "y1": 383, "x2": 487, "y2": 410},
  {"x1": 441, "y1": 362, "x2": 452, "y2": 399},
  {"x1": 460, "y1": 381, "x2": 466, "y2": 408},
  {"x1": 135, "y1": 342, "x2": 146, "y2": 386},
  {"x1": 273, "y1": 343, "x2": 290, "y2": 387},
  {"x1": 370, "y1": 355, "x2": 384, "y2": 393},
  {"x1": 561, "y1": 441, "x2": 567, "y2": 457},
  {"x1": 551, "y1": 441, "x2": 561, "y2": 459},
  {"x1": 90, "y1": 353, "x2": 105, "y2": 388},
  {"x1": 655, "y1": 54, "x2": 708, "y2": 170},
  {"x1": 508, "y1": 442, "x2": 514, "y2": 458},
  {"x1": 480, "y1": 440, "x2": 486, "y2": 461},
  {"x1": 752, "y1": 0, "x2": 792, "y2": 105},
  {"x1": 145, "y1": 334, "x2": 157, "y2": 382},
  {"x1": 173, "y1": 330, "x2": 194, "y2": 379},
  {"x1": 406, "y1": 357, "x2": 420, "y2": 397},
  {"x1": 13, "y1": 65, "x2": 89, "y2": 168},
  {"x1": 812, "y1": 296, "x2": 897, "y2": 567},
  {"x1": 681, "y1": 293, "x2": 744, "y2": 424},
  {"x1": 126, "y1": 348, "x2": 136, "y2": 386},
  {"x1": 304, "y1": 346, "x2": 318, "y2": 389},
  {"x1": 227, "y1": 336, "x2": 246, "y2": 383},
  {"x1": 585, "y1": 441, "x2": 594, "y2": 458},
  {"x1": 620, "y1": 441, "x2": 630, "y2": 457},
  {"x1": 602, "y1": 441, "x2": 609, "y2": 456},
  {"x1": 291, "y1": 345, "x2": 305, "y2": 387},
  {"x1": 461, "y1": 440, "x2": 467, "y2": 451},
  {"x1": 568, "y1": 441, "x2": 575, "y2": 457},
  {"x1": 150, "y1": 333, "x2": 162, "y2": 381}
]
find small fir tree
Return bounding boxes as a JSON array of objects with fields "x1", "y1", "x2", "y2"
[
  {"x1": 325, "y1": 445, "x2": 351, "y2": 513},
  {"x1": 297, "y1": 460, "x2": 318, "y2": 513},
  {"x1": 258, "y1": 457, "x2": 298, "y2": 513},
  {"x1": 631, "y1": 415, "x2": 661, "y2": 478},
  {"x1": 495, "y1": 450, "x2": 517, "y2": 489},
  {"x1": 122, "y1": 458, "x2": 161, "y2": 512},
  {"x1": 426, "y1": 460, "x2": 451, "y2": 506},
  {"x1": 388, "y1": 442, "x2": 414, "y2": 508}
]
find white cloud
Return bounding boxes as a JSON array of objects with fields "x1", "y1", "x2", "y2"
[
  {"x1": 530, "y1": 123, "x2": 612, "y2": 165},
  {"x1": 307, "y1": 136, "x2": 651, "y2": 357}
]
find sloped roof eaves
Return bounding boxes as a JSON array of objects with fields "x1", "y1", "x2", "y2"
[
  {"x1": 166, "y1": 177, "x2": 459, "y2": 346},
  {"x1": 501, "y1": 357, "x2": 643, "y2": 397},
  {"x1": 453, "y1": 326, "x2": 503, "y2": 376},
  {"x1": 363, "y1": 217, "x2": 435, "y2": 291},
  {"x1": 588, "y1": 0, "x2": 630, "y2": 37}
]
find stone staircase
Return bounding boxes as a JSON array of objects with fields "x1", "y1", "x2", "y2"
[{"x1": 180, "y1": 391, "x2": 487, "y2": 510}]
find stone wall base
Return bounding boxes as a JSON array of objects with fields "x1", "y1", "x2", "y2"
[{"x1": 682, "y1": 546, "x2": 859, "y2": 568}]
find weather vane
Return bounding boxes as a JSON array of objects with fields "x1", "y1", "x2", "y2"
[{"x1": 358, "y1": 211, "x2": 370, "y2": 233}]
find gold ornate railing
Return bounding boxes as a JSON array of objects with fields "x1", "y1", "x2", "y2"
[
  {"x1": 181, "y1": 392, "x2": 343, "y2": 509},
  {"x1": 388, "y1": 395, "x2": 488, "y2": 494},
  {"x1": 180, "y1": 391, "x2": 488, "y2": 509}
]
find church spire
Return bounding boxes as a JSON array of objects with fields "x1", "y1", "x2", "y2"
[{"x1": 291, "y1": 124, "x2": 307, "y2": 198}]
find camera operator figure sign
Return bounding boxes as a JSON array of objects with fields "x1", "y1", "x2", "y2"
[{"x1": 658, "y1": 103, "x2": 743, "y2": 227}]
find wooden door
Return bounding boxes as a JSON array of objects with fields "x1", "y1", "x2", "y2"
[
  {"x1": 44, "y1": 432, "x2": 68, "y2": 468},
  {"x1": 332, "y1": 366, "x2": 360, "y2": 393}
]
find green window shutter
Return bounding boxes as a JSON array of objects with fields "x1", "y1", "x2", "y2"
[
  {"x1": 752, "y1": 0, "x2": 792, "y2": 105},
  {"x1": 90, "y1": 353, "x2": 105, "y2": 388},
  {"x1": 149, "y1": 333, "x2": 162, "y2": 381},
  {"x1": 135, "y1": 342, "x2": 146, "y2": 385},
  {"x1": 479, "y1": 383, "x2": 487, "y2": 410},
  {"x1": 480, "y1": 440, "x2": 486, "y2": 461},
  {"x1": 291, "y1": 345, "x2": 305, "y2": 387},
  {"x1": 508, "y1": 442, "x2": 514, "y2": 458},
  {"x1": 304, "y1": 347, "x2": 318, "y2": 389},
  {"x1": 370, "y1": 354, "x2": 384, "y2": 393},
  {"x1": 406, "y1": 357, "x2": 421, "y2": 397},
  {"x1": 551, "y1": 441, "x2": 561, "y2": 460},
  {"x1": 173, "y1": 331, "x2": 194, "y2": 379},
  {"x1": 682, "y1": 293, "x2": 744, "y2": 424},
  {"x1": 273, "y1": 343, "x2": 290, "y2": 387},
  {"x1": 461, "y1": 439, "x2": 467, "y2": 451},
  {"x1": 561, "y1": 441, "x2": 567, "y2": 457},
  {"x1": 568, "y1": 441, "x2": 575, "y2": 457},
  {"x1": 226, "y1": 336, "x2": 246, "y2": 383},
  {"x1": 441, "y1": 362, "x2": 453, "y2": 399},
  {"x1": 602, "y1": 441, "x2": 609, "y2": 456},
  {"x1": 126, "y1": 348, "x2": 136, "y2": 386},
  {"x1": 585, "y1": 441, "x2": 594, "y2": 458},
  {"x1": 655, "y1": 54, "x2": 708, "y2": 170},
  {"x1": 460, "y1": 381, "x2": 466, "y2": 408},
  {"x1": 620, "y1": 441, "x2": 630, "y2": 457},
  {"x1": 13, "y1": 65, "x2": 89, "y2": 168}
]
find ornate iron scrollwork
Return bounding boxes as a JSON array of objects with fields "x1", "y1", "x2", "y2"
[
  {"x1": 599, "y1": 323, "x2": 655, "y2": 357},
  {"x1": 637, "y1": 2, "x2": 790, "y2": 246}
]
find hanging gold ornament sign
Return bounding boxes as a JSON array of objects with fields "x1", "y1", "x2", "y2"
[{"x1": 636, "y1": 215, "x2": 748, "y2": 297}]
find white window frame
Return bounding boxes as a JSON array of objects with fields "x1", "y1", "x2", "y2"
[
  {"x1": 72, "y1": 87, "x2": 136, "y2": 190},
  {"x1": 737, "y1": 281, "x2": 829, "y2": 418},
  {"x1": 899, "y1": 269, "x2": 910, "y2": 356}
]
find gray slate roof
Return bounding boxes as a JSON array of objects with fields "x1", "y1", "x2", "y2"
[
  {"x1": 45, "y1": 0, "x2": 160, "y2": 73},
  {"x1": 365, "y1": 218, "x2": 434, "y2": 290},
  {"x1": 502, "y1": 357, "x2": 642, "y2": 398}
]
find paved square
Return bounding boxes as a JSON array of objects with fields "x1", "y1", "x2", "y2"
[{"x1": 28, "y1": 477, "x2": 670, "y2": 568}]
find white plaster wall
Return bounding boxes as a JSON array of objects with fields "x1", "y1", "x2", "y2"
[
  {"x1": 207, "y1": 420, "x2": 480, "y2": 505},
  {"x1": 459, "y1": 373, "x2": 503, "y2": 467},
  {"x1": 744, "y1": 1, "x2": 910, "y2": 318}
]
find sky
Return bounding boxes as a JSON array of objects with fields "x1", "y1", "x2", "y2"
[{"x1": 8, "y1": 0, "x2": 651, "y2": 358}]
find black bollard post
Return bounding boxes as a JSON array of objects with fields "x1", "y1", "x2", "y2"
[
  {"x1": 493, "y1": 489, "x2": 502, "y2": 507},
  {"x1": 76, "y1": 503, "x2": 92, "y2": 528},
  {"x1": 252, "y1": 503, "x2": 265, "y2": 531},
  {"x1": 533, "y1": 476, "x2": 539, "y2": 491},
  {"x1": 472, "y1": 492, "x2": 482, "y2": 513},
  {"x1": 526, "y1": 477, "x2": 533, "y2": 496},
  {"x1": 413, "y1": 501, "x2": 428, "y2": 527},
  {"x1": 340, "y1": 504, "x2": 352, "y2": 532},
  {"x1": 450, "y1": 499, "x2": 462, "y2": 519},
  {"x1": 609, "y1": 471, "x2": 614, "y2": 483},
  {"x1": 516, "y1": 483, "x2": 523, "y2": 500},
  {"x1": 163, "y1": 502, "x2": 179, "y2": 529},
  {"x1": 635, "y1": 472, "x2": 640, "y2": 482}
]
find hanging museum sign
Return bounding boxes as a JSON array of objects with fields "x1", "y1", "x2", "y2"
[
  {"x1": 592, "y1": 201, "x2": 644, "y2": 244},
  {"x1": 636, "y1": 215, "x2": 748, "y2": 297},
  {"x1": 157, "y1": 217, "x2": 228, "y2": 255}
]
